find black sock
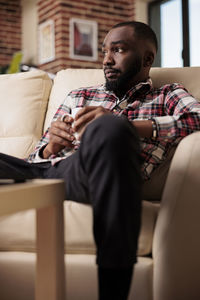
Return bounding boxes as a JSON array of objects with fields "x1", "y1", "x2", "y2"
[{"x1": 98, "y1": 266, "x2": 133, "y2": 300}]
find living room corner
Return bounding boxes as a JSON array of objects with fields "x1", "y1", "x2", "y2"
[{"x1": 1, "y1": 1, "x2": 200, "y2": 300}]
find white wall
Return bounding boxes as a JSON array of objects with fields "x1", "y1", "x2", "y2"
[
  {"x1": 21, "y1": 0, "x2": 38, "y2": 65},
  {"x1": 134, "y1": 0, "x2": 155, "y2": 24}
]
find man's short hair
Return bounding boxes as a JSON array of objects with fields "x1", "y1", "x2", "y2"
[{"x1": 112, "y1": 21, "x2": 158, "y2": 52}]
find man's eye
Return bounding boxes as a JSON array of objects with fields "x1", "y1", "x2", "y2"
[{"x1": 114, "y1": 48, "x2": 123, "y2": 53}]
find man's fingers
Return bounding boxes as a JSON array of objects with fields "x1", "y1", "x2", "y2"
[
  {"x1": 74, "y1": 106, "x2": 101, "y2": 120},
  {"x1": 60, "y1": 114, "x2": 74, "y2": 123},
  {"x1": 48, "y1": 131, "x2": 75, "y2": 153},
  {"x1": 52, "y1": 118, "x2": 75, "y2": 133},
  {"x1": 74, "y1": 111, "x2": 93, "y2": 130},
  {"x1": 50, "y1": 126, "x2": 75, "y2": 141},
  {"x1": 50, "y1": 134, "x2": 74, "y2": 145},
  {"x1": 50, "y1": 118, "x2": 76, "y2": 145},
  {"x1": 74, "y1": 106, "x2": 110, "y2": 131}
]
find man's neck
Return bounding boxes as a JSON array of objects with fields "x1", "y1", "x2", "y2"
[{"x1": 114, "y1": 77, "x2": 149, "y2": 99}]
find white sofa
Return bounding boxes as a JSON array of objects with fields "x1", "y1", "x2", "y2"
[{"x1": 0, "y1": 67, "x2": 200, "y2": 300}]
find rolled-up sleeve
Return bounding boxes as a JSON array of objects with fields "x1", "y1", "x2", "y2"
[{"x1": 154, "y1": 85, "x2": 200, "y2": 140}]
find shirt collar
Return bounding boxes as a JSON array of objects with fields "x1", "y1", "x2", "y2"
[{"x1": 103, "y1": 78, "x2": 153, "y2": 102}]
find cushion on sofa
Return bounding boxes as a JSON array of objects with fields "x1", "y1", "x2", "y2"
[
  {"x1": 0, "y1": 200, "x2": 159, "y2": 256},
  {"x1": 0, "y1": 70, "x2": 52, "y2": 158},
  {"x1": 150, "y1": 66, "x2": 200, "y2": 101}
]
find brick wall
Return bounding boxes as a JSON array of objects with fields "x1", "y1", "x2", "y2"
[
  {"x1": 38, "y1": 0, "x2": 135, "y2": 74},
  {"x1": 0, "y1": 0, "x2": 136, "y2": 74},
  {"x1": 0, "y1": 0, "x2": 21, "y2": 71}
]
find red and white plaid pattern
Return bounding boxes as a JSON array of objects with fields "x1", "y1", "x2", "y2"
[{"x1": 28, "y1": 79, "x2": 200, "y2": 180}]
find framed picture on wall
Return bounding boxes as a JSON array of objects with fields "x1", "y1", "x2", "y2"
[
  {"x1": 69, "y1": 18, "x2": 98, "y2": 61},
  {"x1": 38, "y1": 19, "x2": 55, "y2": 64}
]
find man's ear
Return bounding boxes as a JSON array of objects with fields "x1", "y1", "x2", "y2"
[{"x1": 143, "y1": 51, "x2": 154, "y2": 67}]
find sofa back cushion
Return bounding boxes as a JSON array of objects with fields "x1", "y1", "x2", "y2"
[
  {"x1": 44, "y1": 67, "x2": 200, "y2": 132},
  {"x1": 0, "y1": 70, "x2": 52, "y2": 158}
]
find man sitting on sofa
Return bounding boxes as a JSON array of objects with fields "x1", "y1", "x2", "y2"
[{"x1": 1, "y1": 21, "x2": 200, "y2": 300}]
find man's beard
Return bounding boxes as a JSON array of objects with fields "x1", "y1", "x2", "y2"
[{"x1": 104, "y1": 57, "x2": 142, "y2": 95}]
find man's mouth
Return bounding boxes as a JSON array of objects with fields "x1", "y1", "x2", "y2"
[{"x1": 104, "y1": 68, "x2": 120, "y2": 79}]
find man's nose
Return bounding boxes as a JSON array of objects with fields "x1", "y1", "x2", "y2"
[{"x1": 103, "y1": 51, "x2": 115, "y2": 66}]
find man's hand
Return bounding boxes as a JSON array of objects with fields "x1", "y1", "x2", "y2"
[
  {"x1": 43, "y1": 115, "x2": 76, "y2": 158},
  {"x1": 73, "y1": 106, "x2": 111, "y2": 138},
  {"x1": 42, "y1": 106, "x2": 111, "y2": 159}
]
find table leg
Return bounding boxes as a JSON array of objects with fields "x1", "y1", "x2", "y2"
[{"x1": 35, "y1": 202, "x2": 66, "y2": 300}]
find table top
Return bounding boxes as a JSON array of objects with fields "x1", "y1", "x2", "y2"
[{"x1": 0, "y1": 179, "x2": 65, "y2": 217}]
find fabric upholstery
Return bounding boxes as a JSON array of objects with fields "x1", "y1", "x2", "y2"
[
  {"x1": 0, "y1": 70, "x2": 52, "y2": 158},
  {"x1": 153, "y1": 131, "x2": 200, "y2": 300},
  {"x1": 0, "y1": 252, "x2": 153, "y2": 300},
  {"x1": 0, "y1": 200, "x2": 159, "y2": 256},
  {"x1": 150, "y1": 66, "x2": 200, "y2": 101}
]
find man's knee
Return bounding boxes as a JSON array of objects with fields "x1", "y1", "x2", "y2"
[{"x1": 83, "y1": 114, "x2": 138, "y2": 148}]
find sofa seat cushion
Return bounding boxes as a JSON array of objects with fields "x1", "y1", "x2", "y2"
[
  {"x1": 0, "y1": 200, "x2": 159, "y2": 256},
  {"x1": 0, "y1": 70, "x2": 52, "y2": 158},
  {"x1": 0, "y1": 252, "x2": 153, "y2": 300}
]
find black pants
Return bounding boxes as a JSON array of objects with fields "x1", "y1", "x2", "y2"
[{"x1": 0, "y1": 115, "x2": 142, "y2": 268}]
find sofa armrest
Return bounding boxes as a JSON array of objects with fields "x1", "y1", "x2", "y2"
[{"x1": 153, "y1": 132, "x2": 200, "y2": 300}]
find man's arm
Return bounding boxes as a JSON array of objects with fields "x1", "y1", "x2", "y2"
[
  {"x1": 132, "y1": 120, "x2": 154, "y2": 138},
  {"x1": 133, "y1": 87, "x2": 200, "y2": 141},
  {"x1": 151, "y1": 85, "x2": 200, "y2": 140}
]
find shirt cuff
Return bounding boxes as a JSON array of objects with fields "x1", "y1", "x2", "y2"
[
  {"x1": 31, "y1": 145, "x2": 51, "y2": 163},
  {"x1": 153, "y1": 116, "x2": 178, "y2": 139}
]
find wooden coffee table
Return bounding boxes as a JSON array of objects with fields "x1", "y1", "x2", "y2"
[{"x1": 0, "y1": 179, "x2": 66, "y2": 300}]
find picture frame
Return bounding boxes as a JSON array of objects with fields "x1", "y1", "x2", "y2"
[
  {"x1": 69, "y1": 18, "x2": 98, "y2": 61},
  {"x1": 38, "y1": 19, "x2": 55, "y2": 64}
]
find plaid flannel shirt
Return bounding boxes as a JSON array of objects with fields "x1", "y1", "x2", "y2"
[{"x1": 28, "y1": 78, "x2": 200, "y2": 180}]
